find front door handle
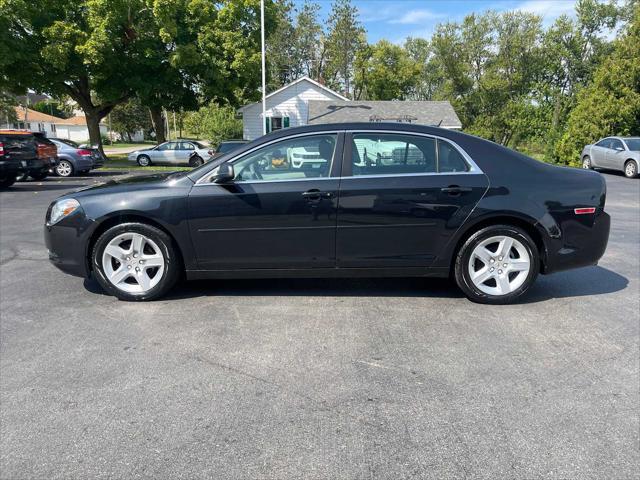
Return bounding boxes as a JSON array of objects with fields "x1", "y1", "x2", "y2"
[
  {"x1": 441, "y1": 185, "x2": 472, "y2": 195},
  {"x1": 302, "y1": 190, "x2": 333, "y2": 200}
]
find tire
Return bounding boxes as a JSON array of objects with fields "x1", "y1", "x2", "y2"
[
  {"x1": 92, "y1": 222, "x2": 181, "y2": 301},
  {"x1": 15, "y1": 172, "x2": 30, "y2": 182},
  {"x1": 624, "y1": 160, "x2": 638, "y2": 178},
  {"x1": 0, "y1": 176, "x2": 16, "y2": 188},
  {"x1": 189, "y1": 155, "x2": 204, "y2": 168},
  {"x1": 55, "y1": 160, "x2": 74, "y2": 177},
  {"x1": 137, "y1": 155, "x2": 151, "y2": 167},
  {"x1": 31, "y1": 171, "x2": 48, "y2": 181},
  {"x1": 454, "y1": 225, "x2": 540, "y2": 305},
  {"x1": 582, "y1": 156, "x2": 592, "y2": 170}
]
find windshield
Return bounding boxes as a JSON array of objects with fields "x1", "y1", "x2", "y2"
[{"x1": 624, "y1": 138, "x2": 640, "y2": 151}]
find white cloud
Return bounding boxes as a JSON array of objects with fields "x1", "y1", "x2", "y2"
[
  {"x1": 389, "y1": 9, "x2": 444, "y2": 25},
  {"x1": 511, "y1": 0, "x2": 576, "y2": 23}
]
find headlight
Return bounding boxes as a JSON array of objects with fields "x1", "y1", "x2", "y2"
[{"x1": 49, "y1": 198, "x2": 80, "y2": 225}]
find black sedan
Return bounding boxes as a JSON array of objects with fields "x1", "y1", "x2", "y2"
[{"x1": 44, "y1": 123, "x2": 610, "y2": 304}]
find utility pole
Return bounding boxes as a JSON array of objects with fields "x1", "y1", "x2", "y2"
[{"x1": 261, "y1": 0, "x2": 266, "y2": 136}]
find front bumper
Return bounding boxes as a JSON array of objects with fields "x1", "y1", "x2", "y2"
[
  {"x1": 25, "y1": 157, "x2": 55, "y2": 174},
  {"x1": 44, "y1": 210, "x2": 95, "y2": 278}
]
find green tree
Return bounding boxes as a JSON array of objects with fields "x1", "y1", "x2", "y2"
[
  {"x1": 0, "y1": 0, "x2": 278, "y2": 150},
  {"x1": 555, "y1": 5, "x2": 640, "y2": 166},
  {"x1": 184, "y1": 103, "x2": 243, "y2": 146},
  {"x1": 324, "y1": 0, "x2": 366, "y2": 97},
  {"x1": 354, "y1": 40, "x2": 422, "y2": 100},
  {"x1": 0, "y1": 92, "x2": 18, "y2": 124},
  {"x1": 110, "y1": 98, "x2": 152, "y2": 143},
  {"x1": 31, "y1": 99, "x2": 73, "y2": 119}
]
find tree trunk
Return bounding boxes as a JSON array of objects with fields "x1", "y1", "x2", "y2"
[
  {"x1": 85, "y1": 112, "x2": 103, "y2": 151},
  {"x1": 149, "y1": 106, "x2": 166, "y2": 144}
]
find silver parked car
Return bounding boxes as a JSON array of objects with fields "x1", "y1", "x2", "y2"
[
  {"x1": 581, "y1": 136, "x2": 640, "y2": 178},
  {"x1": 128, "y1": 140, "x2": 211, "y2": 167}
]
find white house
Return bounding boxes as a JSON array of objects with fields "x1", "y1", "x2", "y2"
[
  {"x1": 238, "y1": 76, "x2": 463, "y2": 141},
  {"x1": 1, "y1": 107, "x2": 108, "y2": 143},
  {"x1": 54, "y1": 115, "x2": 108, "y2": 143},
  {"x1": 238, "y1": 76, "x2": 349, "y2": 140}
]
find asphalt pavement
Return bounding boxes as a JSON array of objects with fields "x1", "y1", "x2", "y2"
[{"x1": 0, "y1": 169, "x2": 638, "y2": 479}]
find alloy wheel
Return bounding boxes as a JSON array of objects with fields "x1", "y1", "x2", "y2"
[
  {"x1": 582, "y1": 157, "x2": 591, "y2": 169},
  {"x1": 101, "y1": 232, "x2": 165, "y2": 294},
  {"x1": 56, "y1": 161, "x2": 73, "y2": 177},
  {"x1": 467, "y1": 235, "x2": 531, "y2": 296},
  {"x1": 625, "y1": 162, "x2": 636, "y2": 178}
]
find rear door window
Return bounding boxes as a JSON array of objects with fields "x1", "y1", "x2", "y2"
[{"x1": 349, "y1": 133, "x2": 469, "y2": 176}]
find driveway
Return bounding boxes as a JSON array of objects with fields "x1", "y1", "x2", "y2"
[{"x1": 0, "y1": 171, "x2": 638, "y2": 479}]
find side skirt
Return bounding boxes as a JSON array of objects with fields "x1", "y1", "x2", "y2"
[{"x1": 186, "y1": 267, "x2": 450, "y2": 280}]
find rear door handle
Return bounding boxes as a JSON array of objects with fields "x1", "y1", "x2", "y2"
[{"x1": 441, "y1": 185, "x2": 472, "y2": 195}]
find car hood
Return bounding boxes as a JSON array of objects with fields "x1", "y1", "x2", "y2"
[{"x1": 62, "y1": 172, "x2": 193, "y2": 199}]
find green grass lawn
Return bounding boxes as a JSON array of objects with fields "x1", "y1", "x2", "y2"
[
  {"x1": 97, "y1": 154, "x2": 191, "y2": 172},
  {"x1": 102, "y1": 142, "x2": 155, "y2": 151}
]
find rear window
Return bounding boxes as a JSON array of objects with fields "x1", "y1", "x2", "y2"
[{"x1": 624, "y1": 138, "x2": 640, "y2": 151}]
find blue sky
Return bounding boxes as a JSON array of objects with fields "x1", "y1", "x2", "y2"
[{"x1": 293, "y1": 0, "x2": 578, "y2": 43}]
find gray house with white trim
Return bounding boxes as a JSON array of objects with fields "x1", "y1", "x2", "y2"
[{"x1": 238, "y1": 77, "x2": 462, "y2": 140}]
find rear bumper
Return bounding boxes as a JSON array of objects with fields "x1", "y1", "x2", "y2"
[
  {"x1": 543, "y1": 210, "x2": 610, "y2": 274},
  {"x1": 0, "y1": 159, "x2": 25, "y2": 176}
]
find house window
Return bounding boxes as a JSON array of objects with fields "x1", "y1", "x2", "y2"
[
  {"x1": 51, "y1": 124, "x2": 57, "y2": 133},
  {"x1": 38, "y1": 123, "x2": 44, "y2": 132},
  {"x1": 265, "y1": 116, "x2": 290, "y2": 134}
]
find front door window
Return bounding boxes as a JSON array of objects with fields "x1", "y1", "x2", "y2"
[{"x1": 231, "y1": 134, "x2": 337, "y2": 182}]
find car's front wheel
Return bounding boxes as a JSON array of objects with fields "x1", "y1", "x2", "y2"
[
  {"x1": 454, "y1": 225, "x2": 539, "y2": 304},
  {"x1": 582, "y1": 156, "x2": 592, "y2": 169},
  {"x1": 137, "y1": 155, "x2": 151, "y2": 167},
  {"x1": 92, "y1": 222, "x2": 181, "y2": 301},
  {"x1": 624, "y1": 160, "x2": 638, "y2": 178},
  {"x1": 55, "y1": 160, "x2": 74, "y2": 177}
]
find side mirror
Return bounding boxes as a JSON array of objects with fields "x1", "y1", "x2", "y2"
[{"x1": 212, "y1": 163, "x2": 234, "y2": 183}]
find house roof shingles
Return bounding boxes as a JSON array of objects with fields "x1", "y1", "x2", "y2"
[
  {"x1": 15, "y1": 107, "x2": 64, "y2": 123},
  {"x1": 307, "y1": 100, "x2": 462, "y2": 128}
]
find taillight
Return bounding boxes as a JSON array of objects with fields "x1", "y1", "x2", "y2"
[
  {"x1": 0, "y1": 142, "x2": 4, "y2": 156},
  {"x1": 76, "y1": 149, "x2": 92, "y2": 156},
  {"x1": 574, "y1": 207, "x2": 596, "y2": 215}
]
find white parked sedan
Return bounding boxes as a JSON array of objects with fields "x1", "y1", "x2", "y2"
[
  {"x1": 128, "y1": 140, "x2": 211, "y2": 167},
  {"x1": 581, "y1": 136, "x2": 640, "y2": 178}
]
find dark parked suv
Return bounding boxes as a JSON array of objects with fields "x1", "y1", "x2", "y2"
[
  {"x1": 0, "y1": 130, "x2": 30, "y2": 187},
  {"x1": 0, "y1": 130, "x2": 57, "y2": 186}
]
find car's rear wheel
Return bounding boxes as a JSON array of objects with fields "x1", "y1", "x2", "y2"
[
  {"x1": 137, "y1": 155, "x2": 151, "y2": 167},
  {"x1": 0, "y1": 176, "x2": 16, "y2": 188},
  {"x1": 31, "y1": 171, "x2": 48, "y2": 181},
  {"x1": 454, "y1": 225, "x2": 539, "y2": 304},
  {"x1": 582, "y1": 156, "x2": 592, "y2": 169},
  {"x1": 55, "y1": 160, "x2": 74, "y2": 177},
  {"x1": 92, "y1": 222, "x2": 181, "y2": 301},
  {"x1": 624, "y1": 160, "x2": 638, "y2": 178},
  {"x1": 15, "y1": 172, "x2": 30, "y2": 182},
  {"x1": 189, "y1": 155, "x2": 204, "y2": 167}
]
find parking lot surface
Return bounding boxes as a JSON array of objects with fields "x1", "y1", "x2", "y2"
[{"x1": 1, "y1": 170, "x2": 638, "y2": 479}]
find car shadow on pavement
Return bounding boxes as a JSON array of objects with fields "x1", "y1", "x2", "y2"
[
  {"x1": 83, "y1": 265, "x2": 627, "y2": 302},
  {"x1": 518, "y1": 266, "x2": 628, "y2": 304}
]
